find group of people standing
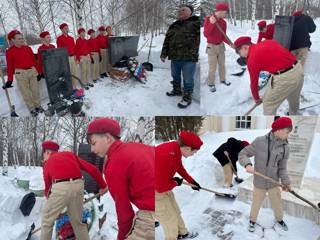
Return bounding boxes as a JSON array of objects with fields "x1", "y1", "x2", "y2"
[{"x1": 2, "y1": 24, "x2": 114, "y2": 116}]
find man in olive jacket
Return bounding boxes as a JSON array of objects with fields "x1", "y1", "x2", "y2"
[
  {"x1": 239, "y1": 117, "x2": 292, "y2": 233},
  {"x1": 160, "y1": 5, "x2": 200, "y2": 109}
]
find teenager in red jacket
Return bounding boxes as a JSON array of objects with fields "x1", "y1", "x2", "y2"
[
  {"x1": 75, "y1": 28, "x2": 93, "y2": 89},
  {"x1": 86, "y1": 118, "x2": 155, "y2": 240},
  {"x1": 56, "y1": 23, "x2": 78, "y2": 89},
  {"x1": 87, "y1": 29, "x2": 101, "y2": 82},
  {"x1": 96, "y1": 26, "x2": 110, "y2": 78},
  {"x1": 37, "y1": 31, "x2": 55, "y2": 78},
  {"x1": 3, "y1": 30, "x2": 43, "y2": 116},
  {"x1": 234, "y1": 36, "x2": 304, "y2": 115},
  {"x1": 40, "y1": 140, "x2": 107, "y2": 240},
  {"x1": 155, "y1": 131, "x2": 203, "y2": 240},
  {"x1": 204, "y1": 2, "x2": 233, "y2": 93},
  {"x1": 257, "y1": 20, "x2": 275, "y2": 43}
]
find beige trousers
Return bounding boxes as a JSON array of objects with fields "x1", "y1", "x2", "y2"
[
  {"x1": 69, "y1": 56, "x2": 78, "y2": 89},
  {"x1": 263, "y1": 62, "x2": 304, "y2": 115},
  {"x1": 206, "y1": 43, "x2": 226, "y2": 86},
  {"x1": 250, "y1": 186, "x2": 283, "y2": 223},
  {"x1": 155, "y1": 191, "x2": 188, "y2": 240},
  {"x1": 79, "y1": 55, "x2": 91, "y2": 84},
  {"x1": 223, "y1": 163, "x2": 233, "y2": 187},
  {"x1": 14, "y1": 67, "x2": 40, "y2": 111},
  {"x1": 125, "y1": 210, "x2": 155, "y2": 240},
  {"x1": 40, "y1": 179, "x2": 89, "y2": 240},
  {"x1": 100, "y1": 48, "x2": 111, "y2": 74},
  {"x1": 291, "y1": 47, "x2": 309, "y2": 67},
  {"x1": 90, "y1": 52, "x2": 100, "y2": 80}
]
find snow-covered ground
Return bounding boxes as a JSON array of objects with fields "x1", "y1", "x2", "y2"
[
  {"x1": 201, "y1": 18, "x2": 320, "y2": 115},
  {"x1": 0, "y1": 33, "x2": 203, "y2": 117},
  {"x1": 0, "y1": 166, "x2": 120, "y2": 240},
  {"x1": 156, "y1": 130, "x2": 320, "y2": 240}
]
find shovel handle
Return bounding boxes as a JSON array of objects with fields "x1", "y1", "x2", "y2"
[
  {"x1": 182, "y1": 181, "x2": 231, "y2": 197},
  {"x1": 225, "y1": 154, "x2": 238, "y2": 177},
  {"x1": 244, "y1": 101, "x2": 262, "y2": 116}
]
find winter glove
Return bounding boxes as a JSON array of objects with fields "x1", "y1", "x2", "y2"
[
  {"x1": 37, "y1": 74, "x2": 42, "y2": 81},
  {"x1": 91, "y1": 58, "x2": 94, "y2": 64},
  {"x1": 191, "y1": 180, "x2": 201, "y2": 191},
  {"x1": 173, "y1": 177, "x2": 183, "y2": 186},
  {"x1": 99, "y1": 55, "x2": 102, "y2": 62},
  {"x1": 2, "y1": 81, "x2": 13, "y2": 89}
]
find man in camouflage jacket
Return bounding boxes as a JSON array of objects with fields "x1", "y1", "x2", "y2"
[{"x1": 160, "y1": 5, "x2": 200, "y2": 109}]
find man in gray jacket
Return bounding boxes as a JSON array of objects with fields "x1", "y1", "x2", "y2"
[{"x1": 239, "y1": 117, "x2": 293, "y2": 232}]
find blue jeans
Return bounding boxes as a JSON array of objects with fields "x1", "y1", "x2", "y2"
[{"x1": 171, "y1": 60, "x2": 196, "y2": 92}]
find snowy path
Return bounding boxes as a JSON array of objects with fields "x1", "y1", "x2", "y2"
[
  {"x1": 200, "y1": 19, "x2": 320, "y2": 115},
  {"x1": 156, "y1": 130, "x2": 320, "y2": 240}
]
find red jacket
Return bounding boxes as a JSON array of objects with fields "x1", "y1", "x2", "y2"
[
  {"x1": 88, "y1": 37, "x2": 101, "y2": 54},
  {"x1": 96, "y1": 34, "x2": 109, "y2": 49},
  {"x1": 247, "y1": 40, "x2": 297, "y2": 101},
  {"x1": 43, "y1": 151, "x2": 107, "y2": 197},
  {"x1": 155, "y1": 141, "x2": 195, "y2": 193},
  {"x1": 5, "y1": 45, "x2": 38, "y2": 82},
  {"x1": 257, "y1": 24, "x2": 275, "y2": 43},
  {"x1": 104, "y1": 140, "x2": 154, "y2": 240},
  {"x1": 204, "y1": 16, "x2": 231, "y2": 45},
  {"x1": 37, "y1": 44, "x2": 55, "y2": 74},
  {"x1": 75, "y1": 37, "x2": 90, "y2": 61},
  {"x1": 56, "y1": 34, "x2": 75, "y2": 56}
]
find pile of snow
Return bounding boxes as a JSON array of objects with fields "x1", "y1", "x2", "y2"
[
  {"x1": 156, "y1": 130, "x2": 320, "y2": 239},
  {"x1": 201, "y1": 18, "x2": 320, "y2": 115}
]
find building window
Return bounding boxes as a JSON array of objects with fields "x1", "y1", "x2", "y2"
[{"x1": 235, "y1": 116, "x2": 252, "y2": 129}]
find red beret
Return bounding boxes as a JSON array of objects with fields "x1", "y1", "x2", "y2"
[
  {"x1": 292, "y1": 9, "x2": 304, "y2": 17},
  {"x1": 257, "y1": 20, "x2": 267, "y2": 28},
  {"x1": 77, "y1": 28, "x2": 85, "y2": 34},
  {"x1": 87, "y1": 118, "x2": 121, "y2": 137},
  {"x1": 179, "y1": 131, "x2": 203, "y2": 150},
  {"x1": 98, "y1": 26, "x2": 106, "y2": 31},
  {"x1": 272, "y1": 117, "x2": 293, "y2": 132},
  {"x1": 241, "y1": 141, "x2": 250, "y2": 147},
  {"x1": 215, "y1": 2, "x2": 229, "y2": 11},
  {"x1": 42, "y1": 140, "x2": 60, "y2": 151},
  {"x1": 87, "y1": 29, "x2": 95, "y2": 35},
  {"x1": 234, "y1": 36, "x2": 252, "y2": 49},
  {"x1": 39, "y1": 31, "x2": 50, "y2": 38},
  {"x1": 8, "y1": 30, "x2": 21, "y2": 41},
  {"x1": 59, "y1": 23, "x2": 68, "y2": 30}
]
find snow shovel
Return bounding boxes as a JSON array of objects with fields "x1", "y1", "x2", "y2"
[
  {"x1": 26, "y1": 192, "x2": 104, "y2": 240},
  {"x1": 214, "y1": 20, "x2": 235, "y2": 49},
  {"x1": 244, "y1": 101, "x2": 262, "y2": 116},
  {"x1": 1, "y1": 69, "x2": 18, "y2": 117},
  {"x1": 142, "y1": 32, "x2": 154, "y2": 72},
  {"x1": 183, "y1": 181, "x2": 237, "y2": 198},
  {"x1": 253, "y1": 171, "x2": 320, "y2": 211},
  {"x1": 225, "y1": 154, "x2": 243, "y2": 184},
  {"x1": 231, "y1": 68, "x2": 246, "y2": 77}
]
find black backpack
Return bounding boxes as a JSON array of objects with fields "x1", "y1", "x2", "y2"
[{"x1": 19, "y1": 192, "x2": 36, "y2": 216}]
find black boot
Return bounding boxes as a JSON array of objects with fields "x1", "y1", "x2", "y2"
[
  {"x1": 166, "y1": 84, "x2": 182, "y2": 97},
  {"x1": 178, "y1": 91, "x2": 192, "y2": 109}
]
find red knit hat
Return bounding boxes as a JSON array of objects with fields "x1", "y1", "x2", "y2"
[
  {"x1": 77, "y1": 28, "x2": 85, "y2": 34},
  {"x1": 42, "y1": 141, "x2": 60, "y2": 151},
  {"x1": 215, "y1": 2, "x2": 229, "y2": 11},
  {"x1": 39, "y1": 31, "x2": 50, "y2": 38},
  {"x1": 8, "y1": 30, "x2": 21, "y2": 41},
  {"x1": 98, "y1": 26, "x2": 106, "y2": 31},
  {"x1": 234, "y1": 36, "x2": 252, "y2": 49},
  {"x1": 292, "y1": 9, "x2": 304, "y2": 17},
  {"x1": 257, "y1": 20, "x2": 267, "y2": 28},
  {"x1": 59, "y1": 23, "x2": 68, "y2": 30},
  {"x1": 241, "y1": 141, "x2": 250, "y2": 147},
  {"x1": 87, "y1": 29, "x2": 95, "y2": 35},
  {"x1": 87, "y1": 118, "x2": 121, "y2": 137},
  {"x1": 272, "y1": 117, "x2": 293, "y2": 132},
  {"x1": 179, "y1": 131, "x2": 203, "y2": 150}
]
